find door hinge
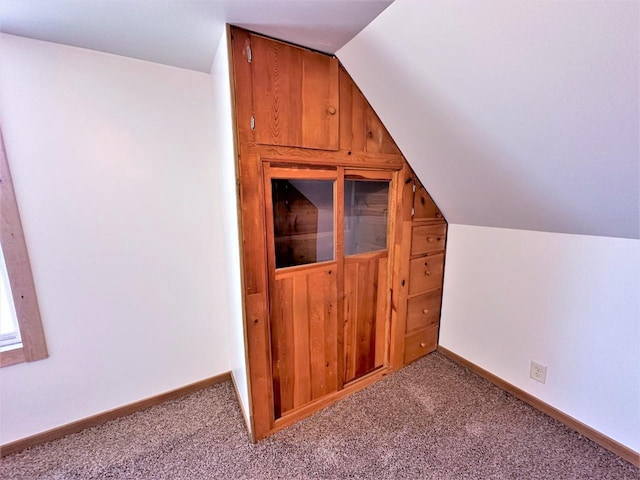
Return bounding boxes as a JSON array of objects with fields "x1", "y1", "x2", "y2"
[
  {"x1": 246, "y1": 45, "x2": 252, "y2": 63},
  {"x1": 411, "y1": 207, "x2": 415, "y2": 217},
  {"x1": 412, "y1": 183, "x2": 417, "y2": 193},
  {"x1": 250, "y1": 115, "x2": 255, "y2": 130}
]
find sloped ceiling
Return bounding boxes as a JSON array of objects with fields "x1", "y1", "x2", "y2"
[
  {"x1": 338, "y1": 0, "x2": 639, "y2": 239},
  {"x1": 0, "y1": 0, "x2": 392, "y2": 72}
]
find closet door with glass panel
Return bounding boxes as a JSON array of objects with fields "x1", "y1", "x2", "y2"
[
  {"x1": 342, "y1": 170, "x2": 391, "y2": 384},
  {"x1": 265, "y1": 165, "x2": 393, "y2": 419}
]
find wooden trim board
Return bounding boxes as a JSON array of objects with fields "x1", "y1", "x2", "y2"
[
  {"x1": 438, "y1": 346, "x2": 640, "y2": 468},
  {"x1": 231, "y1": 371, "x2": 254, "y2": 442},
  {"x1": 0, "y1": 127, "x2": 48, "y2": 366},
  {"x1": 0, "y1": 372, "x2": 231, "y2": 457}
]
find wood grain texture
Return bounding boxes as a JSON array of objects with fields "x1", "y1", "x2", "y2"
[
  {"x1": 411, "y1": 224, "x2": 447, "y2": 256},
  {"x1": 338, "y1": 66, "x2": 399, "y2": 155},
  {"x1": 408, "y1": 253, "x2": 445, "y2": 296},
  {"x1": 271, "y1": 266, "x2": 338, "y2": 416},
  {"x1": 0, "y1": 128, "x2": 48, "y2": 365},
  {"x1": 404, "y1": 325, "x2": 439, "y2": 364},
  {"x1": 0, "y1": 373, "x2": 232, "y2": 457},
  {"x1": 438, "y1": 346, "x2": 640, "y2": 468},
  {"x1": 413, "y1": 183, "x2": 443, "y2": 221},
  {"x1": 389, "y1": 167, "x2": 416, "y2": 369},
  {"x1": 230, "y1": 27, "x2": 447, "y2": 440},
  {"x1": 273, "y1": 366, "x2": 392, "y2": 430},
  {"x1": 251, "y1": 34, "x2": 339, "y2": 151},
  {"x1": 229, "y1": 27, "x2": 255, "y2": 144},
  {"x1": 0, "y1": 347, "x2": 25, "y2": 367},
  {"x1": 248, "y1": 144, "x2": 403, "y2": 170},
  {"x1": 343, "y1": 253, "x2": 388, "y2": 383},
  {"x1": 406, "y1": 289, "x2": 442, "y2": 334}
]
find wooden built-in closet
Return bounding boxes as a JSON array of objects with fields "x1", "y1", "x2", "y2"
[{"x1": 228, "y1": 26, "x2": 447, "y2": 440}]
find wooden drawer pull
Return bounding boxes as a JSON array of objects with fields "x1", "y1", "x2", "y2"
[
  {"x1": 423, "y1": 309, "x2": 429, "y2": 314},
  {"x1": 327, "y1": 106, "x2": 337, "y2": 115},
  {"x1": 420, "y1": 342, "x2": 427, "y2": 348},
  {"x1": 427, "y1": 237, "x2": 434, "y2": 242}
]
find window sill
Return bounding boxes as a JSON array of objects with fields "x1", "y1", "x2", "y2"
[{"x1": 0, "y1": 347, "x2": 26, "y2": 367}]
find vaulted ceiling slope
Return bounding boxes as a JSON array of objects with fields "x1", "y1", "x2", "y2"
[
  {"x1": 0, "y1": 0, "x2": 392, "y2": 72},
  {"x1": 338, "y1": 0, "x2": 640, "y2": 239}
]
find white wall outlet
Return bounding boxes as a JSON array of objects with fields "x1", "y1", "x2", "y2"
[{"x1": 530, "y1": 361, "x2": 547, "y2": 383}]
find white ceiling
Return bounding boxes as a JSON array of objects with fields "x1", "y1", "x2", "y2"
[{"x1": 0, "y1": 0, "x2": 393, "y2": 73}]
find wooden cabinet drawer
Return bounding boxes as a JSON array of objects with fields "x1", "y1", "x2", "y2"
[
  {"x1": 406, "y1": 289, "x2": 441, "y2": 333},
  {"x1": 409, "y1": 253, "x2": 444, "y2": 295},
  {"x1": 404, "y1": 325, "x2": 438, "y2": 364},
  {"x1": 411, "y1": 224, "x2": 446, "y2": 256}
]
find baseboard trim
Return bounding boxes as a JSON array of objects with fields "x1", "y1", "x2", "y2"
[
  {"x1": 438, "y1": 346, "x2": 640, "y2": 468},
  {"x1": 0, "y1": 372, "x2": 231, "y2": 457}
]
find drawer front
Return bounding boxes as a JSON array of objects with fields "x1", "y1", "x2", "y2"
[
  {"x1": 409, "y1": 253, "x2": 444, "y2": 295},
  {"x1": 411, "y1": 224, "x2": 446, "y2": 256},
  {"x1": 406, "y1": 289, "x2": 441, "y2": 333},
  {"x1": 404, "y1": 325, "x2": 438, "y2": 364}
]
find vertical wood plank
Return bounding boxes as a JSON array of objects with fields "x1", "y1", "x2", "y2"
[
  {"x1": 413, "y1": 182, "x2": 444, "y2": 221},
  {"x1": 302, "y1": 54, "x2": 339, "y2": 149},
  {"x1": 374, "y1": 256, "x2": 388, "y2": 367},
  {"x1": 334, "y1": 168, "x2": 345, "y2": 389},
  {"x1": 351, "y1": 89, "x2": 367, "y2": 152},
  {"x1": 271, "y1": 277, "x2": 295, "y2": 416},
  {"x1": 365, "y1": 108, "x2": 400, "y2": 154},
  {"x1": 292, "y1": 275, "x2": 311, "y2": 408},
  {"x1": 323, "y1": 268, "x2": 339, "y2": 394},
  {"x1": 339, "y1": 68, "x2": 353, "y2": 151},
  {"x1": 251, "y1": 35, "x2": 301, "y2": 148},
  {"x1": 355, "y1": 257, "x2": 375, "y2": 377},
  {"x1": 389, "y1": 166, "x2": 415, "y2": 369},
  {"x1": 229, "y1": 27, "x2": 255, "y2": 144},
  {"x1": 308, "y1": 270, "x2": 326, "y2": 399},
  {"x1": 343, "y1": 261, "x2": 358, "y2": 383}
]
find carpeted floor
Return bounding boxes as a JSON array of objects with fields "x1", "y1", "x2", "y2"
[{"x1": 3, "y1": 353, "x2": 639, "y2": 479}]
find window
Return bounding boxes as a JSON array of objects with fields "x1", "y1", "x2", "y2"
[
  {"x1": 271, "y1": 179, "x2": 335, "y2": 269},
  {"x1": 344, "y1": 179, "x2": 390, "y2": 256},
  {"x1": 0, "y1": 128, "x2": 48, "y2": 367},
  {"x1": 0, "y1": 246, "x2": 22, "y2": 350}
]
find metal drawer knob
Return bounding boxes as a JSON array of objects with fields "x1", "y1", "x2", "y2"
[{"x1": 420, "y1": 342, "x2": 427, "y2": 348}]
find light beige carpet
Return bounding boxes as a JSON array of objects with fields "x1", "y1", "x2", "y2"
[{"x1": 3, "y1": 353, "x2": 639, "y2": 479}]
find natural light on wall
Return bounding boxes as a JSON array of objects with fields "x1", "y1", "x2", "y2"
[{"x1": 0, "y1": 245, "x2": 22, "y2": 351}]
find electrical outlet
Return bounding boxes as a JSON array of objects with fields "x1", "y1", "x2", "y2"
[{"x1": 530, "y1": 361, "x2": 547, "y2": 383}]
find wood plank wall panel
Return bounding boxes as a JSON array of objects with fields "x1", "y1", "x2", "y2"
[
  {"x1": 338, "y1": 67, "x2": 399, "y2": 155},
  {"x1": 272, "y1": 266, "x2": 338, "y2": 417},
  {"x1": 343, "y1": 253, "x2": 388, "y2": 384}
]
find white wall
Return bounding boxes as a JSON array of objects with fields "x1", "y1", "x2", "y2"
[
  {"x1": 440, "y1": 225, "x2": 640, "y2": 452},
  {"x1": 0, "y1": 34, "x2": 232, "y2": 444},
  {"x1": 210, "y1": 30, "x2": 251, "y2": 430},
  {"x1": 338, "y1": 0, "x2": 639, "y2": 239},
  {"x1": 339, "y1": 0, "x2": 640, "y2": 454}
]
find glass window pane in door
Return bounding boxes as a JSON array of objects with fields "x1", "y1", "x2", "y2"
[
  {"x1": 344, "y1": 180, "x2": 389, "y2": 256},
  {"x1": 272, "y1": 179, "x2": 334, "y2": 268}
]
